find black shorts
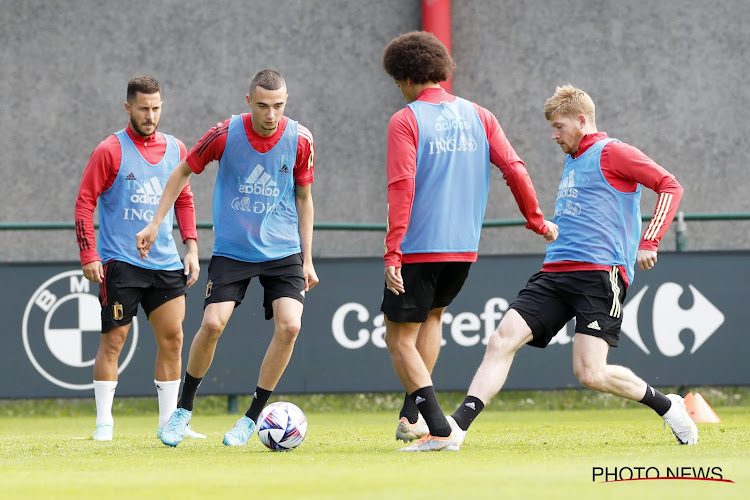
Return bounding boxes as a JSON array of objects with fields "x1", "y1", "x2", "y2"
[
  {"x1": 204, "y1": 254, "x2": 305, "y2": 320},
  {"x1": 99, "y1": 260, "x2": 187, "y2": 333},
  {"x1": 381, "y1": 262, "x2": 471, "y2": 323},
  {"x1": 511, "y1": 267, "x2": 627, "y2": 348}
]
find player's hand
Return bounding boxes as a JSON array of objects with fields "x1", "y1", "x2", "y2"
[
  {"x1": 135, "y1": 223, "x2": 159, "y2": 259},
  {"x1": 303, "y1": 262, "x2": 319, "y2": 291},
  {"x1": 183, "y1": 250, "x2": 200, "y2": 287},
  {"x1": 542, "y1": 220, "x2": 559, "y2": 243},
  {"x1": 82, "y1": 260, "x2": 104, "y2": 283},
  {"x1": 385, "y1": 265, "x2": 405, "y2": 295},
  {"x1": 637, "y1": 249, "x2": 658, "y2": 270}
]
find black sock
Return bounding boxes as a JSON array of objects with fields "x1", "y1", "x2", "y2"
[
  {"x1": 451, "y1": 396, "x2": 485, "y2": 431},
  {"x1": 177, "y1": 372, "x2": 202, "y2": 412},
  {"x1": 245, "y1": 386, "x2": 273, "y2": 422},
  {"x1": 411, "y1": 386, "x2": 451, "y2": 437},
  {"x1": 639, "y1": 384, "x2": 672, "y2": 416},
  {"x1": 399, "y1": 392, "x2": 420, "y2": 423}
]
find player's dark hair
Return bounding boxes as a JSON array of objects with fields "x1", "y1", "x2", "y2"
[
  {"x1": 126, "y1": 75, "x2": 161, "y2": 102},
  {"x1": 249, "y1": 69, "x2": 286, "y2": 94},
  {"x1": 382, "y1": 31, "x2": 456, "y2": 84}
]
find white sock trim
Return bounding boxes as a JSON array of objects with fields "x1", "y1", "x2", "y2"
[
  {"x1": 94, "y1": 380, "x2": 118, "y2": 426},
  {"x1": 155, "y1": 379, "x2": 181, "y2": 429}
]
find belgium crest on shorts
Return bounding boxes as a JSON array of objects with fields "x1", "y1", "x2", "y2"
[{"x1": 113, "y1": 301, "x2": 123, "y2": 320}]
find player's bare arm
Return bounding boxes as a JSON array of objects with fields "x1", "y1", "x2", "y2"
[
  {"x1": 637, "y1": 249, "x2": 658, "y2": 271},
  {"x1": 82, "y1": 260, "x2": 105, "y2": 283},
  {"x1": 542, "y1": 220, "x2": 559, "y2": 243},
  {"x1": 295, "y1": 183, "x2": 318, "y2": 291},
  {"x1": 384, "y1": 265, "x2": 405, "y2": 295},
  {"x1": 182, "y1": 238, "x2": 200, "y2": 287},
  {"x1": 136, "y1": 161, "x2": 193, "y2": 258}
]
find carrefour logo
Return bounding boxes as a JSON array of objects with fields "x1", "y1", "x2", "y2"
[
  {"x1": 330, "y1": 283, "x2": 724, "y2": 356},
  {"x1": 22, "y1": 270, "x2": 139, "y2": 390},
  {"x1": 621, "y1": 283, "x2": 724, "y2": 356},
  {"x1": 332, "y1": 298, "x2": 508, "y2": 349}
]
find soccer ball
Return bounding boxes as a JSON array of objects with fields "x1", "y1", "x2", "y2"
[{"x1": 257, "y1": 401, "x2": 307, "y2": 451}]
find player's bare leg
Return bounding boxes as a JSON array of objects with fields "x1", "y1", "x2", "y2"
[
  {"x1": 449, "y1": 309, "x2": 532, "y2": 438},
  {"x1": 149, "y1": 296, "x2": 185, "y2": 382},
  {"x1": 396, "y1": 307, "x2": 445, "y2": 441},
  {"x1": 92, "y1": 323, "x2": 129, "y2": 441},
  {"x1": 571, "y1": 333, "x2": 648, "y2": 398},
  {"x1": 149, "y1": 296, "x2": 203, "y2": 438},
  {"x1": 386, "y1": 318, "x2": 454, "y2": 443},
  {"x1": 186, "y1": 301, "x2": 235, "y2": 377},
  {"x1": 224, "y1": 297, "x2": 302, "y2": 447},
  {"x1": 466, "y1": 309, "x2": 533, "y2": 403},
  {"x1": 160, "y1": 301, "x2": 233, "y2": 447},
  {"x1": 385, "y1": 320, "x2": 430, "y2": 393},
  {"x1": 256, "y1": 297, "x2": 303, "y2": 390},
  {"x1": 94, "y1": 324, "x2": 129, "y2": 381},
  {"x1": 572, "y1": 333, "x2": 697, "y2": 444}
]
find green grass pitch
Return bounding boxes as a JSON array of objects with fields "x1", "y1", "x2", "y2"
[{"x1": 1, "y1": 394, "x2": 748, "y2": 499}]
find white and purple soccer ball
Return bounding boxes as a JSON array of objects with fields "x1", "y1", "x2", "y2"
[{"x1": 257, "y1": 401, "x2": 308, "y2": 451}]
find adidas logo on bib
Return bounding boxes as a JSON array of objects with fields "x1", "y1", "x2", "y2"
[{"x1": 240, "y1": 164, "x2": 280, "y2": 197}]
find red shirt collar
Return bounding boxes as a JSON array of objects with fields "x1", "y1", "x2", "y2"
[
  {"x1": 416, "y1": 86, "x2": 454, "y2": 103},
  {"x1": 573, "y1": 132, "x2": 609, "y2": 158},
  {"x1": 125, "y1": 122, "x2": 163, "y2": 146},
  {"x1": 242, "y1": 114, "x2": 288, "y2": 143}
]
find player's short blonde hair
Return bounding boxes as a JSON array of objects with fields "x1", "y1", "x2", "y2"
[{"x1": 544, "y1": 84, "x2": 596, "y2": 122}]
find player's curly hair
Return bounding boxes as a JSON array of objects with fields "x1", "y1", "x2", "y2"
[
  {"x1": 382, "y1": 31, "x2": 456, "y2": 84},
  {"x1": 544, "y1": 84, "x2": 596, "y2": 122},
  {"x1": 127, "y1": 75, "x2": 160, "y2": 102}
]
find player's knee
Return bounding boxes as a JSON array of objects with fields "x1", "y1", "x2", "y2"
[
  {"x1": 274, "y1": 317, "x2": 301, "y2": 343},
  {"x1": 383, "y1": 330, "x2": 411, "y2": 355},
  {"x1": 384, "y1": 330, "x2": 396, "y2": 348},
  {"x1": 100, "y1": 328, "x2": 128, "y2": 354},
  {"x1": 574, "y1": 366, "x2": 603, "y2": 390},
  {"x1": 485, "y1": 328, "x2": 522, "y2": 355},
  {"x1": 200, "y1": 316, "x2": 227, "y2": 339},
  {"x1": 156, "y1": 329, "x2": 183, "y2": 351}
]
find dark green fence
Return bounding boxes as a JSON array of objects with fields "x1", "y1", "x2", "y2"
[{"x1": 2, "y1": 212, "x2": 749, "y2": 252}]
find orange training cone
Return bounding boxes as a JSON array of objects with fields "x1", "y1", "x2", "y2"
[{"x1": 684, "y1": 392, "x2": 721, "y2": 423}]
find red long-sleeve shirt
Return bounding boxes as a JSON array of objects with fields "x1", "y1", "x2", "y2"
[
  {"x1": 185, "y1": 114, "x2": 314, "y2": 185},
  {"x1": 75, "y1": 124, "x2": 196, "y2": 266},
  {"x1": 541, "y1": 132, "x2": 684, "y2": 283},
  {"x1": 384, "y1": 87, "x2": 548, "y2": 267}
]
